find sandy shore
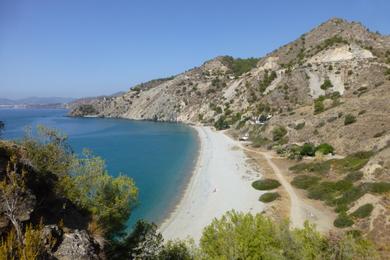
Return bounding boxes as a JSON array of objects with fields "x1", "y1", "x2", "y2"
[{"x1": 159, "y1": 126, "x2": 265, "y2": 241}]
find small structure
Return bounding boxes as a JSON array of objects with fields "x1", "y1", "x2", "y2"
[
  {"x1": 239, "y1": 133, "x2": 249, "y2": 141},
  {"x1": 254, "y1": 114, "x2": 272, "y2": 125}
]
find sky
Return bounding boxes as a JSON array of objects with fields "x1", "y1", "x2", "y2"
[{"x1": 0, "y1": 0, "x2": 389, "y2": 99}]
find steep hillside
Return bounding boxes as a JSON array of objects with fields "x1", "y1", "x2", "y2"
[{"x1": 70, "y1": 18, "x2": 390, "y2": 154}]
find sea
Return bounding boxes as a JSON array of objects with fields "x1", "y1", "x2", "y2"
[{"x1": 0, "y1": 108, "x2": 198, "y2": 228}]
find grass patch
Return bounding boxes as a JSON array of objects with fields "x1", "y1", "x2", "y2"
[
  {"x1": 344, "y1": 171, "x2": 363, "y2": 182},
  {"x1": 333, "y1": 151, "x2": 373, "y2": 172},
  {"x1": 289, "y1": 161, "x2": 331, "y2": 175},
  {"x1": 259, "y1": 192, "x2": 280, "y2": 203},
  {"x1": 291, "y1": 175, "x2": 321, "y2": 190},
  {"x1": 307, "y1": 180, "x2": 353, "y2": 202},
  {"x1": 251, "y1": 136, "x2": 270, "y2": 148},
  {"x1": 350, "y1": 204, "x2": 374, "y2": 218},
  {"x1": 334, "y1": 213, "x2": 354, "y2": 228},
  {"x1": 364, "y1": 182, "x2": 390, "y2": 194},
  {"x1": 252, "y1": 179, "x2": 281, "y2": 190},
  {"x1": 334, "y1": 185, "x2": 366, "y2": 209}
]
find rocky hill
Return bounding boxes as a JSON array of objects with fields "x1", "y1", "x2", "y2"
[{"x1": 70, "y1": 17, "x2": 390, "y2": 153}]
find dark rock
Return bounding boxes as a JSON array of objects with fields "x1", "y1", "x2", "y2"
[{"x1": 54, "y1": 230, "x2": 100, "y2": 260}]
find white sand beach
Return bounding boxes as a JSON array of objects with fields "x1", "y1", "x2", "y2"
[{"x1": 159, "y1": 126, "x2": 265, "y2": 241}]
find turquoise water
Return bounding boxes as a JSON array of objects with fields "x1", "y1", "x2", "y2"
[{"x1": 0, "y1": 109, "x2": 198, "y2": 228}]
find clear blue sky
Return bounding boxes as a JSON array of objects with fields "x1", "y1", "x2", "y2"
[{"x1": 1, "y1": 0, "x2": 389, "y2": 99}]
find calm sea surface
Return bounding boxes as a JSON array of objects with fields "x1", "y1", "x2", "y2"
[{"x1": 0, "y1": 109, "x2": 198, "y2": 228}]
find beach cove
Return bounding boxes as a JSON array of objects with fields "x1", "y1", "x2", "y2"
[{"x1": 159, "y1": 126, "x2": 265, "y2": 241}]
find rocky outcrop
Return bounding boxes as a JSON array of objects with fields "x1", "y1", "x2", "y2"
[
  {"x1": 53, "y1": 230, "x2": 100, "y2": 260},
  {"x1": 0, "y1": 142, "x2": 102, "y2": 259}
]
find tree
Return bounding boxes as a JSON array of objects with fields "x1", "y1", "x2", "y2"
[
  {"x1": 0, "y1": 157, "x2": 30, "y2": 243},
  {"x1": 22, "y1": 125, "x2": 74, "y2": 179},
  {"x1": 21, "y1": 126, "x2": 138, "y2": 238},
  {"x1": 107, "y1": 220, "x2": 163, "y2": 259},
  {"x1": 0, "y1": 120, "x2": 4, "y2": 137},
  {"x1": 64, "y1": 150, "x2": 138, "y2": 237}
]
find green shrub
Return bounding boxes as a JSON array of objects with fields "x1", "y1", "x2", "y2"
[
  {"x1": 291, "y1": 175, "x2": 321, "y2": 189},
  {"x1": 294, "y1": 122, "x2": 305, "y2": 130},
  {"x1": 344, "y1": 171, "x2": 363, "y2": 182},
  {"x1": 259, "y1": 192, "x2": 280, "y2": 203},
  {"x1": 334, "y1": 213, "x2": 354, "y2": 228},
  {"x1": 300, "y1": 143, "x2": 316, "y2": 156},
  {"x1": 315, "y1": 143, "x2": 334, "y2": 155},
  {"x1": 214, "y1": 116, "x2": 229, "y2": 130},
  {"x1": 252, "y1": 179, "x2": 281, "y2": 190},
  {"x1": 259, "y1": 70, "x2": 277, "y2": 92},
  {"x1": 350, "y1": 204, "x2": 374, "y2": 218},
  {"x1": 314, "y1": 99, "x2": 325, "y2": 114},
  {"x1": 272, "y1": 126, "x2": 287, "y2": 142},
  {"x1": 320, "y1": 79, "x2": 333, "y2": 90},
  {"x1": 344, "y1": 114, "x2": 356, "y2": 125}
]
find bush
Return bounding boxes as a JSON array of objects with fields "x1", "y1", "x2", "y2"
[
  {"x1": 259, "y1": 70, "x2": 277, "y2": 92},
  {"x1": 344, "y1": 171, "x2": 363, "y2": 182},
  {"x1": 294, "y1": 122, "x2": 305, "y2": 130},
  {"x1": 320, "y1": 79, "x2": 333, "y2": 90},
  {"x1": 314, "y1": 99, "x2": 325, "y2": 114},
  {"x1": 315, "y1": 143, "x2": 334, "y2": 155},
  {"x1": 252, "y1": 179, "x2": 281, "y2": 190},
  {"x1": 214, "y1": 116, "x2": 229, "y2": 130},
  {"x1": 291, "y1": 175, "x2": 321, "y2": 189},
  {"x1": 300, "y1": 143, "x2": 316, "y2": 156},
  {"x1": 272, "y1": 126, "x2": 287, "y2": 142},
  {"x1": 344, "y1": 114, "x2": 357, "y2": 125},
  {"x1": 259, "y1": 192, "x2": 280, "y2": 203},
  {"x1": 334, "y1": 213, "x2": 354, "y2": 228},
  {"x1": 351, "y1": 204, "x2": 374, "y2": 218}
]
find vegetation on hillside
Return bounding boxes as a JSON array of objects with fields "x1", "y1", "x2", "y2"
[
  {"x1": 222, "y1": 56, "x2": 259, "y2": 77},
  {"x1": 199, "y1": 211, "x2": 378, "y2": 259}
]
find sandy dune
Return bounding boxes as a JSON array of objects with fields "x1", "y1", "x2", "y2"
[{"x1": 159, "y1": 126, "x2": 265, "y2": 241}]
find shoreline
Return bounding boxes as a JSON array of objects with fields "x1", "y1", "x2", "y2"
[{"x1": 158, "y1": 126, "x2": 265, "y2": 241}]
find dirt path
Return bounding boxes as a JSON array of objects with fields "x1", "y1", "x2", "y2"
[{"x1": 238, "y1": 144, "x2": 336, "y2": 232}]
